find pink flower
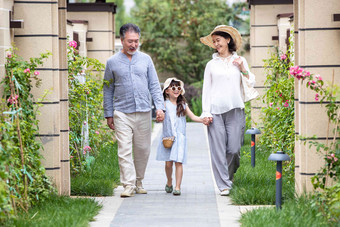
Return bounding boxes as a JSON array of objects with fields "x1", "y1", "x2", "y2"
[
  {"x1": 290, "y1": 66, "x2": 304, "y2": 80},
  {"x1": 277, "y1": 107, "x2": 280, "y2": 110},
  {"x1": 279, "y1": 94, "x2": 282, "y2": 97},
  {"x1": 68, "y1": 40, "x2": 78, "y2": 48},
  {"x1": 7, "y1": 95, "x2": 19, "y2": 104},
  {"x1": 315, "y1": 75, "x2": 323, "y2": 81},
  {"x1": 95, "y1": 131, "x2": 99, "y2": 134},
  {"x1": 24, "y1": 68, "x2": 30, "y2": 73},
  {"x1": 284, "y1": 100, "x2": 289, "y2": 107},
  {"x1": 83, "y1": 121, "x2": 87, "y2": 125},
  {"x1": 6, "y1": 52, "x2": 12, "y2": 58},
  {"x1": 280, "y1": 54, "x2": 287, "y2": 60},
  {"x1": 269, "y1": 102, "x2": 273, "y2": 107},
  {"x1": 315, "y1": 93, "x2": 319, "y2": 101},
  {"x1": 34, "y1": 71, "x2": 40, "y2": 76},
  {"x1": 70, "y1": 155, "x2": 74, "y2": 158},
  {"x1": 304, "y1": 71, "x2": 311, "y2": 77},
  {"x1": 83, "y1": 146, "x2": 92, "y2": 155}
]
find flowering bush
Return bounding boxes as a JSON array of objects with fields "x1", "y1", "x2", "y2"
[
  {"x1": 0, "y1": 47, "x2": 55, "y2": 220},
  {"x1": 67, "y1": 40, "x2": 111, "y2": 174},
  {"x1": 260, "y1": 49, "x2": 295, "y2": 182},
  {"x1": 289, "y1": 65, "x2": 340, "y2": 190}
]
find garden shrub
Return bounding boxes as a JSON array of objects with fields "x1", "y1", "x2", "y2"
[
  {"x1": 0, "y1": 48, "x2": 55, "y2": 221},
  {"x1": 260, "y1": 47, "x2": 295, "y2": 182},
  {"x1": 67, "y1": 40, "x2": 111, "y2": 175}
]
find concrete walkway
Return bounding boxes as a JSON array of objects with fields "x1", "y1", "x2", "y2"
[{"x1": 90, "y1": 122, "x2": 252, "y2": 227}]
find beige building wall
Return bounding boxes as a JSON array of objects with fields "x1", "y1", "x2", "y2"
[
  {"x1": 294, "y1": 0, "x2": 340, "y2": 193},
  {"x1": 249, "y1": 3, "x2": 293, "y2": 127},
  {"x1": 67, "y1": 3, "x2": 117, "y2": 65}
]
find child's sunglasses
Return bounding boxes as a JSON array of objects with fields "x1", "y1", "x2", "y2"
[{"x1": 169, "y1": 85, "x2": 182, "y2": 91}]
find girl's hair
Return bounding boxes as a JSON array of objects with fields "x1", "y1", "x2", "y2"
[
  {"x1": 163, "y1": 80, "x2": 187, "y2": 117},
  {"x1": 212, "y1": 31, "x2": 236, "y2": 52}
]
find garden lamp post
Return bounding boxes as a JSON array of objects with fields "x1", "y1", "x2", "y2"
[
  {"x1": 268, "y1": 151, "x2": 290, "y2": 210},
  {"x1": 245, "y1": 128, "x2": 261, "y2": 167}
]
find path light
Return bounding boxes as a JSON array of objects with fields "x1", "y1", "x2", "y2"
[
  {"x1": 268, "y1": 151, "x2": 290, "y2": 210},
  {"x1": 245, "y1": 128, "x2": 261, "y2": 167}
]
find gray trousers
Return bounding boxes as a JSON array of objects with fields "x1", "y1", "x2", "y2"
[{"x1": 208, "y1": 108, "x2": 245, "y2": 191}]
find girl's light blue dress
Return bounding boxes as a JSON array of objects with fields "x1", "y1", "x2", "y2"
[{"x1": 156, "y1": 100, "x2": 187, "y2": 164}]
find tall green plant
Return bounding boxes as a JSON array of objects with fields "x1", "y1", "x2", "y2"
[
  {"x1": 67, "y1": 40, "x2": 107, "y2": 175},
  {"x1": 260, "y1": 48, "x2": 295, "y2": 181},
  {"x1": 0, "y1": 47, "x2": 54, "y2": 220}
]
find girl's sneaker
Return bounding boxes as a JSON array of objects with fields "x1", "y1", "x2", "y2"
[
  {"x1": 173, "y1": 189, "x2": 181, "y2": 196},
  {"x1": 165, "y1": 184, "x2": 173, "y2": 193}
]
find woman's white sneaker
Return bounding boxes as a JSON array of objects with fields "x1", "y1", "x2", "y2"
[{"x1": 220, "y1": 189, "x2": 230, "y2": 196}]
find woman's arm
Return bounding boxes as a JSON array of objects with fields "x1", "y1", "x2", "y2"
[
  {"x1": 186, "y1": 105, "x2": 203, "y2": 123},
  {"x1": 201, "y1": 62, "x2": 213, "y2": 118}
]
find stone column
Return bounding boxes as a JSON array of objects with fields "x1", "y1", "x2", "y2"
[
  {"x1": 13, "y1": 0, "x2": 62, "y2": 192},
  {"x1": 59, "y1": 0, "x2": 70, "y2": 195},
  {"x1": 294, "y1": 0, "x2": 340, "y2": 193}
]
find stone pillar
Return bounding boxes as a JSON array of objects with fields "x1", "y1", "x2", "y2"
[
  {"x1": 59, "y1": 0, "x2": 70, "y2": 195},
  {"x1": 13, "y1": 0, "x2": 63, "y2": 192},
  {"x1": 249, "y1": 2, "x2": 293, "y2": 127},
  {"x1": 294, "y1": 0, "x2": 340, "y2": 193}
]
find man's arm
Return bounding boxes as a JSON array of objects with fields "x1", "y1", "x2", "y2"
[
  {"x1": 147, "y1": 57, "x2": 165, "y2": 122},
  {"x1": 106, "y1": 117, "x2": 115, "y2": 130}
]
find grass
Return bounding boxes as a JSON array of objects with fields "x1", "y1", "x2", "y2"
[
  {"x1": 230, "y1": 134, "x2": 295, "y2": 205},
  {"x1": 4, "y1": 194, "x2": 101, "y2": 227},
  {"x1": 71, "y1": 141, "x2": 120, "y2": 196},
  {"x1": 240, "y1": 195, "x2": 331, "y2": 227}
]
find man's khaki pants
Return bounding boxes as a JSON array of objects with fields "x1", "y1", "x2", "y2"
[{"x1": 114, "y1": 110, "x2": 151, "y2": 188}]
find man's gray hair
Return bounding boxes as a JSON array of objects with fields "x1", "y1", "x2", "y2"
[{"x1": 120, "y1": 23, "x2": 141, "y2": 39}]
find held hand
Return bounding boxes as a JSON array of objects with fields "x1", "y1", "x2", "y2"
[
  {"x1": 203, "y1": 117, "x2": 213, "y2": 126},
  {"x1": 156, "y1": 109, "x2": 165, "y2": 122},
  {"x1": 106, "y1": 117, "x2": 115, "y2": 130}
]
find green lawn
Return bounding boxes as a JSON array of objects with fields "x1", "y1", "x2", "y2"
[
  {"x1": 71, "y1": 141, "x2": 120, "y2": 196},
  {"x1": 5, "y1": 195, "x2": 101, "y2": 227},
  {"x1": 240, "y1": 195, "x2": 330, "y2": 227},
  {"x1": 230, "y1": 134, "x2": 295, "y2": 205}
]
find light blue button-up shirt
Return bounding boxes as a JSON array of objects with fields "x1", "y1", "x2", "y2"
[{"x1": 103, "y1": 51, "x2": 164, "y2": 118}]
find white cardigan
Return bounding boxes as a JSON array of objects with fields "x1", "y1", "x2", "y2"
[{"x1": 201, "y1": 52, "x2": 255, "y2": 118}]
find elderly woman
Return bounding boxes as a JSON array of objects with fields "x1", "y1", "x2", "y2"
[{"x1": 200, "y1": 25, "x2": 256, "y2": 196}]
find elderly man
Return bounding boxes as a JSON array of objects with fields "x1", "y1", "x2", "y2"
[{"x1": 103, "y1": 23, "x2": 165, "y2": 197}]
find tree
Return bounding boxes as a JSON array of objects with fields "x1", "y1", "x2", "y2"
[
  {"x1": 106, "y1": 0, "x2": 131, "y2": 36},
  {"x1": 131, "y1": 0, "x2": 247, "y2": 83}
]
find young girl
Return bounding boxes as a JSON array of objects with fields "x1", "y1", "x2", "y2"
[{"x1": 156, "y1": 77, "x2": 204, "y2": 196}]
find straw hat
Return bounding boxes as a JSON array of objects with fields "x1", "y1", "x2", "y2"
[
  {"x1": 162, "y1": 77, "x2": 185, "y2": 95},
  {"x1": 200, "y1": 25, "x2": 242, "y2": 51}
]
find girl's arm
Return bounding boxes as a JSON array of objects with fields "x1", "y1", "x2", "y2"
[{"x1": 185, "y1": 105, "x2": 203, "y2": 123}]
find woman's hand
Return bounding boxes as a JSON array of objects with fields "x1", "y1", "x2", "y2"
[
  {"x1": 203, "y1": 117, "x2": 213, "y2": 126},
  {"x1": 233, "y1": 57, "x2": 249, "y2": 79}
]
